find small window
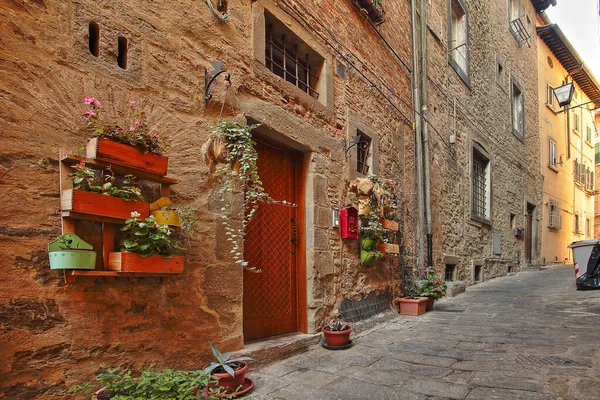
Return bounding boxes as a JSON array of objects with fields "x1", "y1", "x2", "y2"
[
  {"x1": 472, "y1": 144, "x2": 490, "y2": 222},
  {"x1": 511, "y1": 76, "x2": 524, "y2": 140},
  {"x1": 586, "y1": 217, "x2": 591, "y2": 236},
  {"x1": 448, "y1": 0, "x2": 469, "y2": 84},
  {"x1": 586, "y1": 126, "x2": 592, "y2": 143},
  {"x1": 117, "y1": 36, "x2": 128, "y2": 69},
  {"x1": 548, "y1": 200, "x2": 561, "y2": 230},
  {"x1": 474, "y1": 265, "x2": 483, "y2": 282},
  {"x1": 356, "y1": 130, "x2": 373, "y2": 175},
  {"x1": 265, "y1": 11, "x2": 324, "y2": 100},
  {"x1": 496, "y1": 57, "x2": 505, "y2": 88},
  {"x1": 573, "y1": 113, "x2": 580, "y2": 133},
  {"x1": 88, "y1": 22, "x2": 100, "y2": 57},
  {"x1": 548, "y1": 139, "x2": 557, "y2": 168},
  {"x1": 546, "y1": 84, "x2": 555, "y2": 110},
  {"x1": 509, "y1": 0, "x2": 520, "y2": 21},
  {"x1": 445, "y1": 264, "x2": 456, "y2": 281},
  {"x1": 574, "y1": 213, "x2": 581, "y2": 234}
]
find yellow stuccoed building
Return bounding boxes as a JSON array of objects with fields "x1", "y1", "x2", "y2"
[{"x1": 537, "y1": 13, "x2": 600, "y2": 265}]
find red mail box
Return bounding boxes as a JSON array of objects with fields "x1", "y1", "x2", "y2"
[{"x1": 340, "y1": 206, "x2": 359, "y2": 239}]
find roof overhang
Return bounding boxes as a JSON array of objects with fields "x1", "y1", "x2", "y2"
[
  {"x1": 537, "y1": 22, "x2": 600, "y2": 108},
  {"x1": 531, "y1": 0, "x2": 557, "y2": 13}
]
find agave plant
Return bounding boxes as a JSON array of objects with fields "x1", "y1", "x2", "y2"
[{"x1": 203, "y1": 341, "x2": 255, "y2": 378}]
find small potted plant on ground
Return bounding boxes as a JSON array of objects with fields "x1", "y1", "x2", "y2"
[
  {"x1": 322, "y1": 319, "x2": 353, "y2": 348},
  {"x1": 398, "y1": 273, "x2": 428, "y2": 316},
  {"x1": 107, "y1": 212, "x2": 184, "y2": 273},
  {"x1": 418, "y1": 267, "x2": 448, "y2": 311},
  {"x1": 48, "y1": 233, "x2": 96, "y2": 270},
  {"x1": 204, "y1": 341, "x2": 255, "y2": 398}
]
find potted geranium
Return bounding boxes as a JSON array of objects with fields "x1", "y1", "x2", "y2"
[
  {"x1": 321, "y1": 319, "x2": 352, "y2": 348},
  {"x1": 62, "y1": 161, "x2": 149, "y2": 220},
  {"x1": 81, "y1": 97, "x2": 172, "y2": 176},
  {"x1": 418, "y1": 267, "x2": 448, "y2": 311},
  {"x1": 107, "y1": 212, "x2": 184, "y2": 273}
]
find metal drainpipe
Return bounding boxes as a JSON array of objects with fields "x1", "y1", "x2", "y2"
[
  {"x1": 411, "y1": 0, "x2": 425, "y2": 270},
  {"x1": 420, "y1": 0, "x2": 433, "y2": 268}
]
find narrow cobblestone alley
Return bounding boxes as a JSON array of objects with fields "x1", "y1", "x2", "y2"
[{"x1": 249, "y1": 266, "x2": 600, "y2": 399}]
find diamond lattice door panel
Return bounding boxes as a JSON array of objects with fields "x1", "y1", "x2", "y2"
[{"x1": 243, "y1": 142, "x2": 297, "y2": 341}]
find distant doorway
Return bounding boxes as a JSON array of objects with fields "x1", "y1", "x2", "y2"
[{"x1": 525, "y1": 203, "x2": 536, "y2": 264}]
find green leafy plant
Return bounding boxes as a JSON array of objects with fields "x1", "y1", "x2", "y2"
[
  {"x1": 120, "y1": 212, "x2": 182, "y2": 257},
  {"x1": 207, "y1": 120, "x2": 296, "y2": 270},
  {"x1": 418, "y1": 267, "x2": 448, "y2": 300},
  {"x1": 81, "y1": 96, "x2": 172, "y2": 155},
  {"x1": 70, "y1": 366, "x2": 213, "y2": 399},
  {"x1": 323, "y1": 319, "x2": 350, "y2": 332},
  {"x1": 204, "y1": 341, "x2": 255, "y2": 379},
  {"x1": 68, "y1": 161, "x2": 142, "y2": 201}
]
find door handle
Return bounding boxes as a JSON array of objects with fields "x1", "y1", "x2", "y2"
[{"x1": 291, "y1": 218, "x2": 297, "y2": 244}]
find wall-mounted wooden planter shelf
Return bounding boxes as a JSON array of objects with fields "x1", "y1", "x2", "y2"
[
  {"x1": 61, "y1": 189, "x2": 150, "y2": 221},
  {"x1": 58, "y1": 143, "x2": 182, "y2": 284},
  {"x1": 87, "y1": 138, "x2": 169, "y2": 176}
]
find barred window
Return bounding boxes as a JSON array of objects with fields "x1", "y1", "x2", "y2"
[
  {"x1": 356, "y1": 130, "x2": 372, "y2": 175},
  {"x1": 472, "y1": 145, "x2": 490, "y2": 222},
  {"x1": 265, "y1": 11, "x2": 323, "y2": 100}
]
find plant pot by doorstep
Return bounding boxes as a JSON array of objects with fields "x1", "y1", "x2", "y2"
[
  {"x1": 322, "y1": 326, "x2": 352, "y2": 347},
  {"x1": 207, "y1": 361, "x2": 249, "y2": 394},
  {"x1": 398, "y1": 297, "x2": 428, "y2": 316},
  {"x1": 426, "y1": 297, "x2": 435, "y2": 311}
]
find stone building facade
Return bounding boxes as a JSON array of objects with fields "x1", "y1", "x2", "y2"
[
  {"x1": 0, "y1": 0, "x2": 416, "y2": 397},
  {"x1": 422, "y1": 0, "x2": 549, "y2": 283},
  {"x1": 537, "y1": 14, "x2": 600, "y2": 264}
]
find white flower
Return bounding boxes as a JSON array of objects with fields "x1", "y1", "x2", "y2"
[
  {"x1": 138, "y1": 223, "x2": 146, "y2": 228},
  {"x1": 131, "y1": 211, "x2": 141, "y2": 218}
]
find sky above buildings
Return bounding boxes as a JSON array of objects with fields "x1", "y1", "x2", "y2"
[{"x1": 545, "y1": 0, "x2": 600, "y2": 81}]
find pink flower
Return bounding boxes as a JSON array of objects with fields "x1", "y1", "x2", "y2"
[
  {"x1": 84, "y1": 96, "x2": 95, "y2": 105},
  {"x1": 83, "y1": 110, "x2": 96, "y2": 118},
  {"x1": 76, "y1": 161, "x2": 85, "y2": 168},
  {"x1": 152, "y1": 133, "x2": 158, "y2": 138},
  {"x1": 135, "y1": 119, "x2": 141, "y2": 126},
  {"x1": 168, "y1": 135, "x2": 173, "y2": 140},
  {"x1": 129, "y1": 99, "x2": 137, "y2": 106},
  {"x1": 129, "y1": 125, "x2": 135, "y2": 131},
  {"x1": 420, "y1": 269, "x2": 427, "y2": 273}
]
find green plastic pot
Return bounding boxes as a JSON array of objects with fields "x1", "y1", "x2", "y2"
[
  {"x1": 360, "y1": 249, "x2": 381, "y2": 267},
  {"x1": 49, "y1": 250, "x2": 96, "y2": 270},
  {"x1": 48, "y1": 233, "x2": 96, "y2": 270},
  {"x1": 359, "y1": 237, "x2": 376, "y2": 251}
]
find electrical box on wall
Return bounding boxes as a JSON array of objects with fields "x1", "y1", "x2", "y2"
[{"x1": 340, "y1": 206, "x2": 358, "y2": 240}]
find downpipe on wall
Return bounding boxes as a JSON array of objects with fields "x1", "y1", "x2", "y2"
[{"x1": 411, "y1": 0, "x2": 425, "y2": 270}]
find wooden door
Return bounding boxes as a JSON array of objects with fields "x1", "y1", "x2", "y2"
[{"x1": 243, "y1": 142, "x2": 299, "y2": 341}]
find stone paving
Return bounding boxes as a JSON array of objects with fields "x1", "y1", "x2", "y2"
[{"x1": 246, "y1": 266, "x2": 600, "y2": 399}]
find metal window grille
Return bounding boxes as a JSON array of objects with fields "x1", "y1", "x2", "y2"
[
  {"x1": 472, "y1": 152, "x2": 487, "y2": 219},
  {"x1": 509, "y1": 16, "x2": 531, "y2": 47},
  {"x1": 265, "y1": 24, "x2": 320, "y2": 99},
  {"x1": 356, "y1": 131, "x2": 372, "y2": 175}
]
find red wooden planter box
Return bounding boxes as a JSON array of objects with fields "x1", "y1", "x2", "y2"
[
  {"x1": 86, "y1": 138, "x2": 169, "y2": 176},
  {"x1": 61, "y1": 189, "x2": 149, "y2": 220},
  {"x1": 398, "y1": 297, "x2": 428, "y2": 316},
  {"x1": 108, "y1": 252, "x2": 184, "y2": 273}
]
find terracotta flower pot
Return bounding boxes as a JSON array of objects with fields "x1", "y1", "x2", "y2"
[
  {"x1": 322, "y1": 326, "x2": 352, "y2": 347},
  {"x1": 426, "y1": 297, "x2": 435, "y2": 311},
  {"x1": 207, "y1": 361, "x2": 249, "y2": 394},
  {"x1": 398, "y1": 297, "x2": 428, "y2": 316}
]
